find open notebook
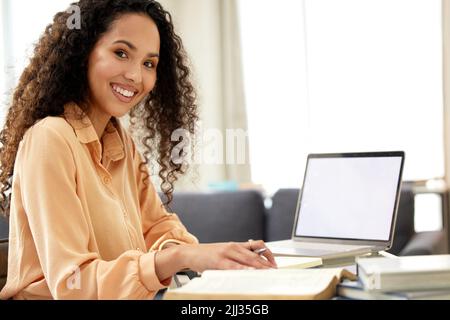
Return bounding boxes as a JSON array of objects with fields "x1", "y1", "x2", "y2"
[
  {"x1": 274, "y1": 256, "x2": 322, "y2": 269},
  {"x1": 164, "y1": 268, "x2": 356, "y2": 300}
]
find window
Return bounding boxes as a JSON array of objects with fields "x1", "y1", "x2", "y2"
[
  {"x1": 0, "y1": 1, "x2": 6, "y2": 128},
  {"x1": 238, "y1": 0, "x2": 309, "y2": 194},
  {"x1": 0, "y1": 0, "x2": 73, "y2": 127},
  {"x1": 238, "y1": 0, "x2": 444, "y2": 194}
]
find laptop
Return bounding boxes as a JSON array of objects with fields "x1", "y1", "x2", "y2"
[{"x1": 266, "y1": 151, "x2": 405, "y2": 263}]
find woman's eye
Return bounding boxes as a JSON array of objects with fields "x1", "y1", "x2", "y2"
[
  {"x1": 114, "y1": 50, "x2": 127, "y2": 59},
  {"x1": 144, "y1": 61, "x2": 154, "y2": 69}
]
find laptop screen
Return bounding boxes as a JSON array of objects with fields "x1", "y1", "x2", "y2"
[{"x1": 294, "y1": 153, "x2": 404, "y2": 241}]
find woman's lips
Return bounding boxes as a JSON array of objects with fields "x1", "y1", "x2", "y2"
[{"x1": 110, "y1": 84, "x2": 135, "y2": 103}]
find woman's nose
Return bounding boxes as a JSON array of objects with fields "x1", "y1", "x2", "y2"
[{"x1": 124, "y1": 63, "x2": 142, "y2": 84}]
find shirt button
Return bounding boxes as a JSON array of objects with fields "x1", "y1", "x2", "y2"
[{"x1": 103, "y1": 176, "x2": 111, "y2": 184}]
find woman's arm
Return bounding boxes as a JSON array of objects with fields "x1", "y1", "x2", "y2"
[
  {"x1": 16, "y1": 121, "x2": 169, "y2": 299},
  {"x1": 154, "y1": 240, "x2": 277, "y2": 281}
]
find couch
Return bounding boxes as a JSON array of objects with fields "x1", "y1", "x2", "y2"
[
  {"x1": 165, "y1": 186, "x2": 447, "y2": 256},
  {"x1": 0, "y1": 215, "x2": 7, "y2": 291},
  {"x1": 0, "y1": 185, "x2": 447, "y2": 291}
]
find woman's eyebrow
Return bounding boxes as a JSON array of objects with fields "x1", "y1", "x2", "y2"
[{"x1": 113, "y1": 39, "x2": 159, "y2": 58}]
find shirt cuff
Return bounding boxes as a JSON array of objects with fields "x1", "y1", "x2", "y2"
[
  {"x1": 149, "y1": 230, "x2": 199, "y2": 252},
  {"x1": 158, "y1": 239, "x2": 184, "y2": 251},
  {"x1": 138, "y1": 251, "x2": 172, "y2": 292}
]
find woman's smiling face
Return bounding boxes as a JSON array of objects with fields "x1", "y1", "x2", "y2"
[{"x1": 87, "y1": 13, "x2": 160, "y2": 119}]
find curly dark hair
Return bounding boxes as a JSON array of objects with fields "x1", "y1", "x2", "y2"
[{"x1": 0, "y1": 0, "x2": 198, "y2": 217}]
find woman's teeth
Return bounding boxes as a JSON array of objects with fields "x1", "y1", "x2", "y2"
[{"x1": 112, "y1": 84, "x2": 135, "y2": 98}]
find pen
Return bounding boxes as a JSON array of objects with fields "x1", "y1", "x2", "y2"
[{"x1": 253, "y1": 248, "x2": 267, "y2": 255}]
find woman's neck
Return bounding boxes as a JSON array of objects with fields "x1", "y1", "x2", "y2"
[{"x1": 86, "y1": 106, "x2": 111, "y2": 140}]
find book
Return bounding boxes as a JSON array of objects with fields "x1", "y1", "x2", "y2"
[
  {"x1": 168, "y1": 257, "x2": 321, "y2": 290},
  {"x1": 337, "y1": 280, "x2": 450, "y2": 300},
  {"x1": 164, "y1": 268, "x2": 356, "y2": 300},
  {"x1": 356, "y1": 254, "x2": 450, "y2": 292},
  {"x1": 274, "y1": 256, "x2": 322, "y2": 269}
]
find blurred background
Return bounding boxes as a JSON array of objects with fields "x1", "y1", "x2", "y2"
[{"x1": 0, "y1": 0, "x2": 449, "y2": 234}]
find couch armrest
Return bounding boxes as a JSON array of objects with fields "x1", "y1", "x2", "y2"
[{"x1": 399, "y1": 230, "x2": 446, "y2": 256}]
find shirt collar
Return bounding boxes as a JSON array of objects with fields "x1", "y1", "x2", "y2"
[{"x1": 63, "y1": 102, "x2": 125, "y2": 162}]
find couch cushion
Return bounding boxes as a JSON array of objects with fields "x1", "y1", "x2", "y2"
[
  {"x1": 0, "y1": 215, "x2": 7, "y2": 291},
  {"x1": 0, "y1": 215, "x2": 8, "y2": 241},
  {"x1": 400, "y1": 230, "x2": 446, "y2": 255},
  {"x1": 265, "y1": 189, "x2": 299, "y2": 241},
  {"x1": 165, "y1": 190, "x2": 266, "y2": 243},
  {"x1": 0, "y1": 239, "x2": 7, "y2": 291},
  {"x1": 387, "y1": 182, "x2": 415, "y2": 255}
]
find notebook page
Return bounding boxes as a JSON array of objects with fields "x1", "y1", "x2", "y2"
[
  {"x1": 275, "y1": 256, "x2": 322, "y2": 269},
  {"x1": 174, "y1": 268, "x2": 345, "y2": 295}
]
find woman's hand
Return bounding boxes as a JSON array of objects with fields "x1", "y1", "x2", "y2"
[{"x1": 178, "y1": 240, "x2": 277, "y2": 273}]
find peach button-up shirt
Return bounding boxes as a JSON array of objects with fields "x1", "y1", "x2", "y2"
[{"x1": 0, "y1": 102, "x2": 198, "y2": 300}]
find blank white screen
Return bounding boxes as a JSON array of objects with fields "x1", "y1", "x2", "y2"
[{"x1": 295, "y1": 156, "x2": 402, "y2": 241}]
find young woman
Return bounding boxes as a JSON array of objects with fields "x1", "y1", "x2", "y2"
[{"x1": 0, "y1": 0, "x2": 276, "y2": 299}]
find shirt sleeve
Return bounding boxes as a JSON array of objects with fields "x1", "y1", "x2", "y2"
[
  {"x1": 130, "y1": 137, "x2": 199, "y2": 251},
  {"x1": 17, "y1": 122, "x2": 168, "y2": 299}
]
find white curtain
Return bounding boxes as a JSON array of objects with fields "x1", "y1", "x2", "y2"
[
  {"x1": 158, "y1": 0, "x2": 251, "y2": 190},
  {"x1": 220, "y1": 0, "x2": 251, "y2": 185},
  {"x1": 442, "y1": 0, "x2": 450, "y2": 250},
  {"x1": 0, "y1": 1, "x2": 10, "y2": 129},
  {"x1": 444, "y1": 0, "x2": 450, "y2": 186},
  {"x1": 0, "y1": 0, "x2": 74, "y2": 129}
]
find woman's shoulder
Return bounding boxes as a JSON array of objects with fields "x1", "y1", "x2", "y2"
[
  {"x1": 15, "y1": 116, "x2": 77, "y2": 167},
  {"x1": 22, "y1": 116, "x2": 77, "y2": 147},
  {"x1": 35, "y1": 115, "x2": 74, "y2": 131}
]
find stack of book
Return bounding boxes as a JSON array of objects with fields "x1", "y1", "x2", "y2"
[{"x1": 337, "y1": 254, "x2": 450, "y2": 300}]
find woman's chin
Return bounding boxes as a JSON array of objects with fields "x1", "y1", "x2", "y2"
[
  {"x1": 110, "y1": 110, "x2": 130, "y2": 118},
  {"x1": 107, "y1": 102, "x2": 133, "y2": 118}
]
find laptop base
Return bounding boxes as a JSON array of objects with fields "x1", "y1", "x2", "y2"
[{"x1": 267, "y1": 239, "x2": 378, "y2": 262}]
